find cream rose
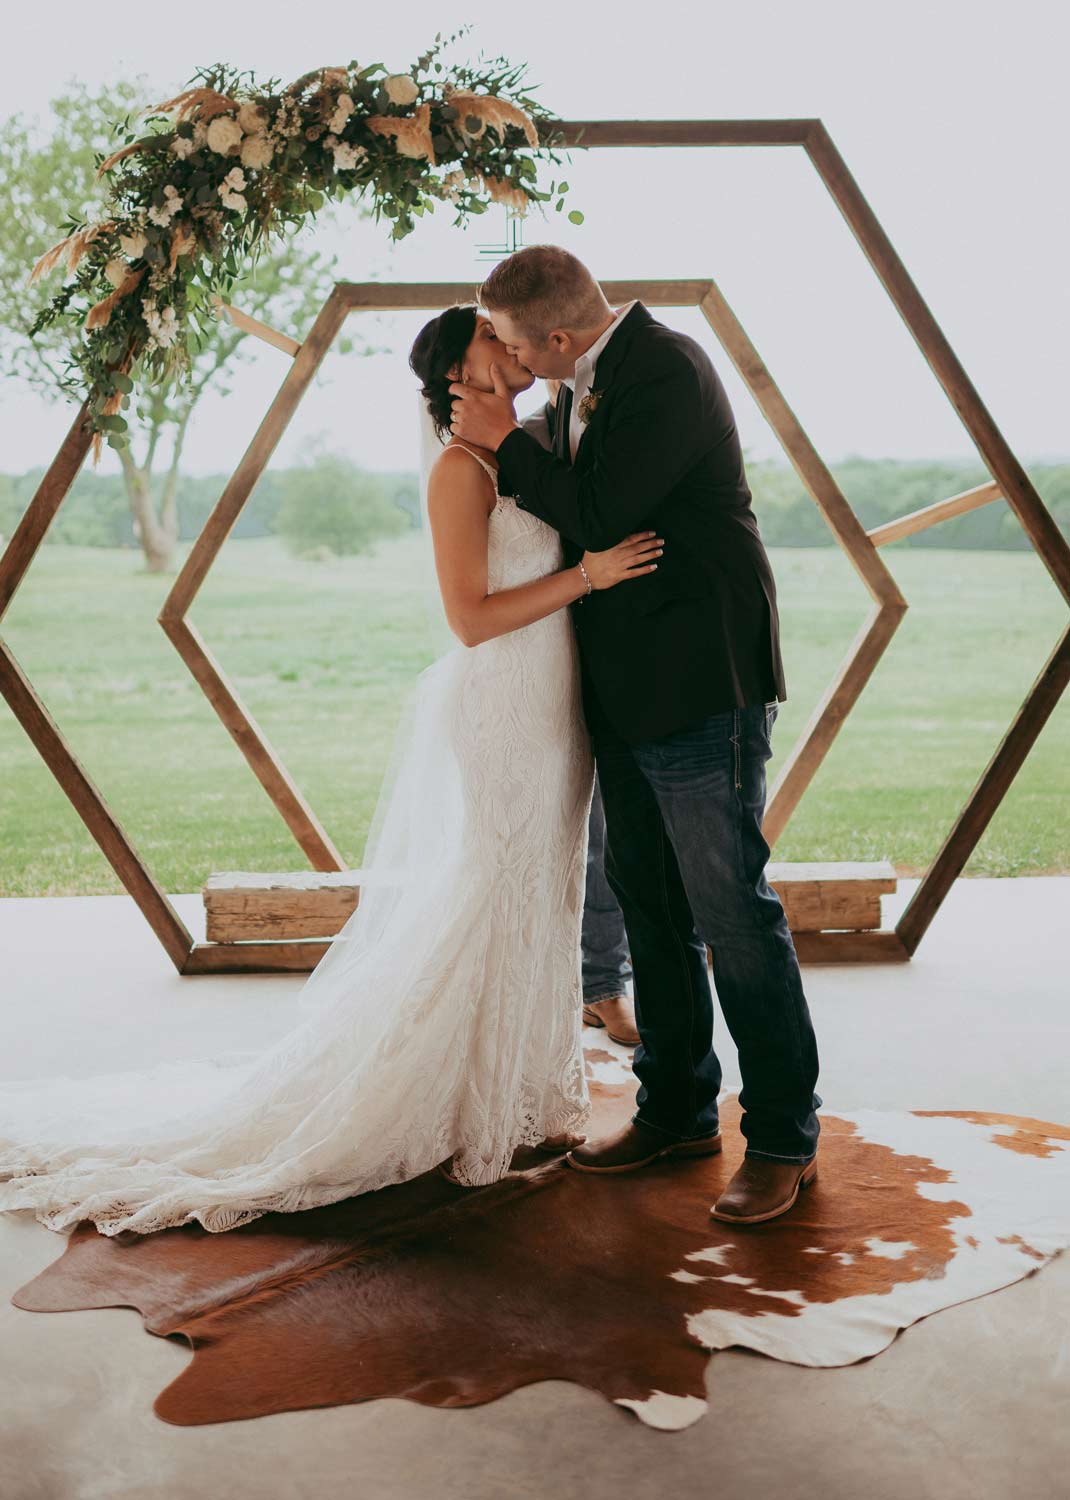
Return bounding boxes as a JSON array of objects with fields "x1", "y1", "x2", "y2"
[
  {"x1": 237, "y1": 101, "x2": 269, "y2": 134},
  {"x1": 118, "y1": 229, "x2": 147, "y2": 259},
  {"x1": 240, "y1": 133, "x2": 274, "y2": 170},
  {"x1": 384, "y1": 74, "x2": 419, "y2": 106},
  {"x1": 103, "y1": 257, "x2": 128, "y2": 288},
  {"x1": 328, "y1": 93, "x2": 355, "y2": 134},
  {"x1": 206, "y1": 115, "x2": 243, "y2": 155},
  {"x1": 147, "y1": 185, "x2": 182, "y2": 229}
]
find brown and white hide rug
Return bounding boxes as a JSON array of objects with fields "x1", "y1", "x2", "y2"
[{"x1": 10, "y1": 1038, "x2": 1070, "y2": 1432}]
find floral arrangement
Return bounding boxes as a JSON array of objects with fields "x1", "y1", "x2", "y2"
[{"x1": 27, "y1": 33, "x2": 579, "y2": 459}]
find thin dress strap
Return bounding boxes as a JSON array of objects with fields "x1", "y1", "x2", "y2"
[{"x1": 446, "y1": 442, "x2": 499, "y2": 488}]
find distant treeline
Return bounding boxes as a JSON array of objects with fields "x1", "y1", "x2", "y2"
[
  {"x1": 0, "y1": 458, "x2": 421, "y2": 555},
  {"x1": 1, "y1": 456, "x2": 1067, "y2": 552},
  {"x1": 746, "y1": 457, "x2": 1070, "y2": 550}
]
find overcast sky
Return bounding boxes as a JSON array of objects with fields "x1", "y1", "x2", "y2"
[{"x1": 0, "y1": 0, "x2": 1065, "y2": 477}]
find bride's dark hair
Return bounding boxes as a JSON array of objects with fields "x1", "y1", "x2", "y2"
[{"x1": 408, "y1": 303, "x2": 480, "y2": 442}]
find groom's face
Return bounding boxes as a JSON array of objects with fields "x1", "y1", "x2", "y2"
[{"x1": 486, "y1": 309, "x2": 577, "y2": 382}]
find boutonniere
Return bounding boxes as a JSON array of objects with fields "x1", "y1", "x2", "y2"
[{"x1": 577, "y1": 388, "x2": 605, "y2": 425}]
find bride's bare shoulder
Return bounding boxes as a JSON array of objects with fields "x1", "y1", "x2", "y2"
[{"x1": 429, "y1": 442, "x2": 497, "y2": 516}]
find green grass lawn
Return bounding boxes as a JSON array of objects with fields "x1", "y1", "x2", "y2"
[{"x1": 1, "y1": 533, "x2": 1067, "y2": 896}]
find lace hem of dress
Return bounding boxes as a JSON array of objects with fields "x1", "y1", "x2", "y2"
[
  {"x1": 447, "y1": 1097, "x2": 592, "y2": 1188},
  {"x1": 0, "y1": 1096, "x2": 593, "y2": 1238}
]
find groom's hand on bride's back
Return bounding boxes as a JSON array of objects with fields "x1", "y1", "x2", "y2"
[{"x1": 448, "y1": 364, "x2": 520, "y2": 451}]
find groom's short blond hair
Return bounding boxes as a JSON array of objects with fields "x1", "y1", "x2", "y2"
[{"x1": 478, "y1": 245, "x2": 609, "y2": 342}]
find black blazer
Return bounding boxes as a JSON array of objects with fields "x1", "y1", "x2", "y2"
[{"x1": 495, "y1": 301, "x2": 787, "y2": 744}]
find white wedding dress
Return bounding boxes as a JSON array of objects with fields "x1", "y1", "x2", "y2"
[{"x1": 0, "y1": 443, "x2": 595, "y2": 1236}]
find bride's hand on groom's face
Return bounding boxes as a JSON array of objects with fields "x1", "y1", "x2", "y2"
[{"x1": 448, "y1": 363, "x2": 520, "y2": 451}]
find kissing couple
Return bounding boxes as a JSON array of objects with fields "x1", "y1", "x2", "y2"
[{"x1": 0, "y1": 246, "x2": 822, "y2": 1238}]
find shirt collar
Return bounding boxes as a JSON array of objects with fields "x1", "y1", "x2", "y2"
[{"x1": 561, "y1": 299, "x2": 639, "y2": 390}]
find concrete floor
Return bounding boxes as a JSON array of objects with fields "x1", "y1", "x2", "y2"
[{"x1": 1, "y1": 877, "x2": 1068, "y2": 1500}]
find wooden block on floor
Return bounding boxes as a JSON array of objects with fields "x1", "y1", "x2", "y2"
[
  {"x1": 767, "y1": 860, "x2": 897, "y2": 932},
  {"x1": 204, "y1": 870, "x2": 362, "y2": 943},
  {"x1": 204, "y1": 860, "x2": 898, "y2": 945}
]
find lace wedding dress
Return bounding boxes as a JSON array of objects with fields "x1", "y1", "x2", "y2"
[{"x1": 0, "y1": 443, "x2": 595, "y2": 1236}]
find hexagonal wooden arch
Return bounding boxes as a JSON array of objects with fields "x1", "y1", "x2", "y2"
[{"x1": 2, "y1": 118, "x2": 1068, "y2": 977}]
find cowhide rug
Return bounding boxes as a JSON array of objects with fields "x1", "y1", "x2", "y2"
[{"x1": 9, "y1": 1039, "x2": 1070, "y2": 1431}]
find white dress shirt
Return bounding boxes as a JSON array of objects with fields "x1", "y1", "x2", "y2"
[{"x1": 561, "y1": 299, "x2": 639, "y2": 461}]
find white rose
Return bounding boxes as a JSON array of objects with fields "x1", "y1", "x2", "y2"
[
  {"x1": 240, "y1": 134, "x2": 274, "y2": 170},
  {"x1": 220, "y1": 191, "x2": 248, "y2": 214},
  {"x1": 206, "y1": 115, "x2": 243, "y2": 155},
  {"x1": 141, "y1": 299, "x2": 179, "y2": 349},
  {"x1": 237, "y1": 101, "x2": 269, "y2": 134},
  {"x1": 331, "y1": 141, "x2": 366, "y2": 172},
  {"x1": 384, "y1": 74, "x2": 419, "y2": 106},
  {"x1": 222, "y1": 166, "x2": 247, "y2": 191},
  {"x1": 103, "y1": 257, "x2": 128, "y2": 288},
  {"x1": 156, "y1": 310, "x2": 180, "y2": 349},
  {"x1": 118, "y1": 229, "x2": 147, "y2": 259},
  {"x1": 170, "y1": 134, "x2": 195, "y2": 159}
]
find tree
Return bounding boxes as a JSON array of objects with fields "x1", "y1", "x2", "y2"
[
  {"x1": 272, "y1": 450, "x2": 411, "y2": 559},
  {"x1": 0, "y1": 79, "x2": 368, "y2": 572}
]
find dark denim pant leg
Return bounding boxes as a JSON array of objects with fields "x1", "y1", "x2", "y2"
[
  {"x1": 630, "y1": 702, "x2": 822, "y2": 1164},
  {"x1": 581, "y1": 771, "x2": 634, "y2": 1004},
  {"x1": 591, "y1": 719, "x2": 722, "y2": 1141}
]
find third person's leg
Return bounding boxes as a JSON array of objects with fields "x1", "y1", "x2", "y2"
[{"x1": 581, "y1": 771, "x2": 638, "y2": 1044}]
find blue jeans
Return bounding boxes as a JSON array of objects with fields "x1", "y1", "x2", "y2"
[
  {"x1": 581, "y1": 773, "x2": 633, "y2": 1003},
  {"x1": 590, "y1": 699, "x2": 822, "y2": 1164}
]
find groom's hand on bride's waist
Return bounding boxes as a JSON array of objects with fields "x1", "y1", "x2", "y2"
[{"x1": 448, "y1": 363, "x2": 520, "y2": 451}]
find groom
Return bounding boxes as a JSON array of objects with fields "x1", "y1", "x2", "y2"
[{"x1": 449, "y1": 246, "x2": 822, "y2": 1225}]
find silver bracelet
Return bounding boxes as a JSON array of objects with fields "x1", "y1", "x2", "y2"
[{"x1": 577, "y1": 560, "x2": 592, "y2": 598}]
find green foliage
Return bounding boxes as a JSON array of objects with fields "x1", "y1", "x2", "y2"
[
  {"x1": 5, "y1": 468, "x2": 132, "y2": 547},
  {"x1": 21, "y1": 39, "x2": 576, "y2": 440},
  {"x1": 0, "y1": 81, "x2": 362, "y2": 479},
  {"x1": 748, "y1": 456, "x2": 1070, "y2": 550},
  {"x1": 0, "y1": 78, "x2": 146, "y2": 395},
  {"x1": 0, "y1": 460, "x2": 419, "y2": 551},
  {"x1": 2, "y1": 456, "x2": 1065, "y2": 554},
  {"x1": 0, "y1": 474, "x2": 25, "y2": 541},
  {"x1": 271, "y1": 453, "x2": 412, "y2": 558}
]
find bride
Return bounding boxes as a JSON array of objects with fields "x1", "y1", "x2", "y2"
[{"x1": 0, "y1": 303, "x2": 662, "y2": 1237}]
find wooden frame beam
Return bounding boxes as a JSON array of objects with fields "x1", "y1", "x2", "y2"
[
  {"x1": 2, "y1": 119, "x2": 1065, "y2": 974},
  {"x1": 868, "y1": 481, "x2": 1003, "y2": 548}
]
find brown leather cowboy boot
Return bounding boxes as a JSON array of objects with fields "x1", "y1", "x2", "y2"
[
  {"x1": 710, "y1": 1154, "x2": 819, "y2": 1224},
  {"x1": 582, "y1": 994, "x2": 640, "y2": 1046},
  {"x1": 566, "y1": 1120, "x2": 722, "y2": 1174}
]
